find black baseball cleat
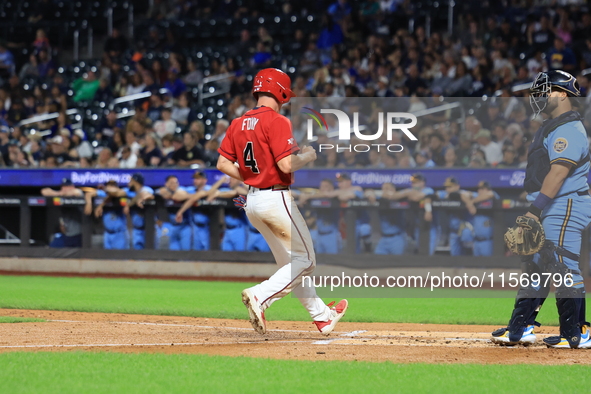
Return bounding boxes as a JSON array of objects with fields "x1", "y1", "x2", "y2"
[{"x1": 491, "y1": 325, "x2": 536, "y2": 345}]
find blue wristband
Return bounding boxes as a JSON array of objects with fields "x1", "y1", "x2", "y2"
[
  {"x1": 528, "y1": 193, "x2": 552, "y2": 218},
  {"x1": 532, "y1": 193, "x2": 553, "y2": 211}
]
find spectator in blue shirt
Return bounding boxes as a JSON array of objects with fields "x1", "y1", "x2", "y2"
[
  {"x1": 37, "y1": 49, "x2": 56, "y2": 79},
  {"x1": 327, "y1": 0, "x2": 351, "y2": 23},
  {"x1": 317, "y1": 15, "x2": 344, "y2": 50},
  {"x1": 163, "y1": 68, "x2": 186, "y2": 98},
  {"x1": 0, "y1": 41, "x2": 15, "y2": 78},
  {"x1": 252, "y1": 42, "x2": 272, "y2": 67},
  {"x1": 547, "y1": 37, "x2": 576, "y2": 72},
  {"x1": 414, "y1": 150, "x2": 436, "y2": 168}
]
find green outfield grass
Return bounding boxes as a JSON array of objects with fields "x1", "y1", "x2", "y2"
[
  {"x1": 0, "y1": 316, "x2": 45, "y2": 323},
  {"x1": 0, "y1": 275, "x2": 560, "y2": 326},
  {"x1": 0, "y1": 352, "x2": 588, "y2": 394}
]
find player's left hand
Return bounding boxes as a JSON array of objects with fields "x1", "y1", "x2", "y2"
[
  {"x1": 206, "y1": 190, "x2": 219, "y2": 202},
  {"x1": 301, "y1": 145, "x2": 317, "y2": 161},
  {"x1": 233, "y1": 195, "x2": 246, "y2": 210},
  {"x1": 94, "y1": 205, "x2": 103, "y2": 218},
  {"x1": 504, "y1": 215, "x2": 545, "y2": 255},
  {"x1": 365, "y1": 191, "x2": 377, "y2": 204},
  {"x1": 105, "y1": 185, "x2": 119, "y2": 194},
  {"x1": 524, "y1": 211, "x2": 540, "y2": 221}
]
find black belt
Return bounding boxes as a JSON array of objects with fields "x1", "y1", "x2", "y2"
[
  {"x1": 105, "y1": 229, "x2": 126, "y2": 234},
  {"x1": 250, "y1": 185, "x2": 289, "y2": 191},
  {"x1": 475, "y1": 236, "x2": 492, "y2": 241},
  {"x1": 556, "y1": 190, "x2": 589, "y2": 198},
  {"x1": 381, "y1": 231, "x2": 402, "y2": 237}
]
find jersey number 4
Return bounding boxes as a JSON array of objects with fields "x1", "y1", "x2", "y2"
[{"x1": 243, "y1": 141, "x2": 260, "y2": 173}]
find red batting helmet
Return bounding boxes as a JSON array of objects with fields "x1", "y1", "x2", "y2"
[{"x1": 252, "y1": 68, "x2": 296, "y2": 104}]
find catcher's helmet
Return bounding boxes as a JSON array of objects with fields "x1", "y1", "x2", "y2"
[
  {"x1": 252, "y1": 68, "x2": 296, "y2": 105},
  {"x1": 529, "y1": 70, "x2": 580, "y2": 115}
]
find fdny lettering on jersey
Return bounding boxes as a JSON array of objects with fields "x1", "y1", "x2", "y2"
[
  {"x1": 242, "y1": 118, "x2": 259, "y2": 131},
  {"x1": 218, "y1": 107, "x2": 300, "y2": 188}
]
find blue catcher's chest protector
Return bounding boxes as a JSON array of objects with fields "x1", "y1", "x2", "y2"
[{"x1": 525, "y1": 111, "x2": 588, "y2": 193}]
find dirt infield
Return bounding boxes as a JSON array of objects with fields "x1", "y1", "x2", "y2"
[{"x1": 0, "y1": 309, "x2": 588, "y2": 365}]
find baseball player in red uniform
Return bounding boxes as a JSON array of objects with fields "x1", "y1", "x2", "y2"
[{"x1": 216, "y1": 68, "x2": 348, "y2": 335}]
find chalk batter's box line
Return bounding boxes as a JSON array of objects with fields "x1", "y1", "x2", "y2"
[
  {"x1": 0, "y1": 336, "x2": 527, "y2": 350},
  {"x1": 0, "y1": 336, "x2": 492, "y2": 350},
  {"x1": 0, "y1": 340, "x2": 314, "y2": 349},
  {"x1": 48, "y1": 319, "x2": 317, "y2": 333},
  {"x1": 47, "y1": 319, "x2": 505, "y2": 337},
  {"x1": 49, "y1": 319, "x2": 520, "y2": 338},
  {"x1": 0, "y1": 319, "x2": 553, "y2": 350}
]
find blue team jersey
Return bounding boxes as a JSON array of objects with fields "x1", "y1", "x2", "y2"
[
  {"x1": 95, "y1": 190, "x2": 126, "y2": 232},
  {"x1": 436, "y1": 188, "x2": 470, "y2": 200},
  {"x1": 123, "y1": 186, "x2": 154, "y2": 229},
  {"x1": 185, "y1": 185, "x2": 212, "y2": 194},
  {"x1": 123, "y1": 186, "x2": 155, "y2": 198},
  {"x1": 436, "y1": 188, "x2": 470, "y2": 231},
  {"x1": 529, "y1": 121, "x2": 590, "y2": 201},
  {"x1": 185, "y1": 185, "x2": 211, "y2": 225},
  {"x1": 470, "y1": 191, "x2": 499, "y2": 240},
  {"x1": 167, "y1": 186, "x2": 190, "y2": 224},
  {"x1": 470, "y1": 191, "x2": 500, "y2": 203},
  {"x1": 225, "y1": 209, "x2": 247, "y2": 227},
  {"x1": 379, "y1": 201, "x2": 404, "y2": 235},
  {"x1": 96, "y1": 188, "x2": 138, "y2": 206},
  {"x1": 316, "y1": 209, "x2": 339, "y2": 233},
  {"x1": 173, "y1": 186, "x2": 188, "y2": 195},
  {"x1": 351, "y1": 189, "x2": 371, "y2": 225},
  {"x1": 421, "y1": 187, "x2": 434, "y2": 196},
  {"x1": 355, "y1": 190, "x2": 370, "y2": 226}
]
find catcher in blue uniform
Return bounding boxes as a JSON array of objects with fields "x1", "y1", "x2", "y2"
[{"x1": 491, "y1": 70, "x2": 591, "y2": 348}]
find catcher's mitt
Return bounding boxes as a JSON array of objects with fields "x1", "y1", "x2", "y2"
[{"x1": 504, "y1": 215, "x2": 546, "y2": 255}]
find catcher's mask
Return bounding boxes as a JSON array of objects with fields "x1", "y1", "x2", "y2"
[{"x1": 529, "y1": 70, "x2": 581, "y2": 116}]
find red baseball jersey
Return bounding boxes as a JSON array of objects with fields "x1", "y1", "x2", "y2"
[{"x1": 218, "y1": 107, "x2": 299, "y2": 188}]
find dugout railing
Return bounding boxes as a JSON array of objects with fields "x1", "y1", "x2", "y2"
[{"x1": 0, "y1": 194, "x2": 588, "y2": 275}]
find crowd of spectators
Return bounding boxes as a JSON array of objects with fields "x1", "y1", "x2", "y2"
[
  {"x1": 300, "y1": 98, "x2": 556, "y2": 169},
  {"x1": 0, "y1": 0, "x2": 590, "y2": 169}
]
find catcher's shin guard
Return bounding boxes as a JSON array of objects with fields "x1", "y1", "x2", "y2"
[
  {"x1": 541, "y1": 243, "x2": 588, "y2": 347},
  {"x1": 505, "y1": 255, "x2": 550, "y2": 342},
  {"x1": 506, "y1": 296, "x2": 546, "y2": 343},
  {"x1": 555, "y1": 286, "x2": 587, "y2": 348}
]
